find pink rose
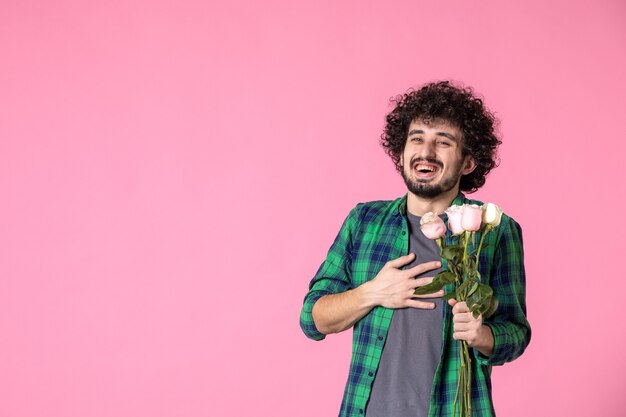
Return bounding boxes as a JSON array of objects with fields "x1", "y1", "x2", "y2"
[
  {"x1": 445, "y1": 205, "x2": 464, "y2": 235},
  {"x1": 461, "y1": 204, "x2": 483, "y2": 231},
  {"x1": 420, "y1": 212, "x2": 447, "y2": 240}
]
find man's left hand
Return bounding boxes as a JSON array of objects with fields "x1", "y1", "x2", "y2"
[{"x1": 448, "y1": 299, "x2": 494, "y2": 357}]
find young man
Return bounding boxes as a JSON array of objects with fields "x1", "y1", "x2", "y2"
[{"x1": 300, "y1": 81, "x2": 531, "y2": 417}]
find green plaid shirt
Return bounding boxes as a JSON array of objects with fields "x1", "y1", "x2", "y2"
[{"x1": 300, "y1": 193, "x2": 531, "y2": 417}]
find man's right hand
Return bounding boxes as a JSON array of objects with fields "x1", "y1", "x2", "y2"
[
  {"x1": 312, "y1": 253, "x2": 443, "y2": 334},
  {"x1": 364, "y1": 253, "x2": 443, "y2": 310}
]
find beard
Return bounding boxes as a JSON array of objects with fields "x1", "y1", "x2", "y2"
[{"x1": 401, "y1": 157, "x2": 463, "y2": 199}]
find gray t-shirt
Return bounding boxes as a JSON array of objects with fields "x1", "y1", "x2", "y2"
[{"x1": 365, "y1": 212, "x2": 444, "y2": 417}]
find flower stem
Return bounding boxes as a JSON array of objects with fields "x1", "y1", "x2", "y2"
[
  {"x1": 475, "y1": 226, "x2": 490, "y2": 265},
  {"x1": 465, "y1": 341, "x2": 472, "y2": 417},
  {"x1": 462, "y1": 232, "x2": 470, "y2": 291},
  {"x1": 453, "y1": 345, "x2": 461, "y2": 416}
]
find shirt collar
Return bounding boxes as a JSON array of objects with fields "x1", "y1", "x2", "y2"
[{"x1": 397, "y1": 191, "x2": 466, "y2": 215}]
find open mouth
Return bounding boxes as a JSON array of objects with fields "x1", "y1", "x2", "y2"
[{"x1": 413, "y1": 162, "x2": 440, "y2": 178}]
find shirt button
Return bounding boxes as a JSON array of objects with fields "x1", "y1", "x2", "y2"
[
  {"x1": 368, "y1": 371, "x2": 374, "y2": 377},
  {"x1": 359, "y1": 410, "x2": 364, "y2": 414},
  {"x1": 377, "y1": 336, "x2": 383, "y2": 341},
  {"x1": 401, "y1": 230, "x2": 406, "y2": 235}
]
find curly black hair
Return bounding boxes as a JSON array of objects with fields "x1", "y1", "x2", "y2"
[{"x1": 381, "y1": 81, "x2": 501, "y2": 193}]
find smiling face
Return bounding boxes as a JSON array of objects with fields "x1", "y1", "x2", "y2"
[{"x1": 400, "y1": 118, "x2": 477, "y2": 200}]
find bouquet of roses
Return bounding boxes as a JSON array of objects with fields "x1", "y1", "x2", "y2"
[{"x1": 413, "y1": 202, "x2": 503, "y2": 417}]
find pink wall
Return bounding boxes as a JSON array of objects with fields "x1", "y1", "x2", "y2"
[{"x1": 1, "y1": 0, "x2": 625, "y2": 416}]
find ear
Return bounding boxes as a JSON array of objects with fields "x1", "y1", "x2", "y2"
[{"x1": 461, "y1": 156, "x2": 477, "y2": 175}]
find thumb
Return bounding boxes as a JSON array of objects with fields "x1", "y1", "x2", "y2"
[{"x1": 447, "y1": 298, "x2": 458, "y2": 307}]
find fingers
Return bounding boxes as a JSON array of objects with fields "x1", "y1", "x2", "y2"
[
  {"x1": 405, "y1": 260, "x2": 442, "y2": 278},
  {"x1": 451, "y1": 302, "x2": 481, "y2": 329},
  {"x1": 412, "y1": 289, "x2": 444, "y2": 299},
  {"x1": 386, "y1": 252, "x2": 416, "y2": 269},
  {"x1": 450, "y1": 301, "x2": 482, "y2": 344},
  {"x1": 452, "y1": 314, "x2": 483, "y2": 344},
  {"x1": 452, "y1": 321, "x2": 477, "y2": 332},
  {"x1": 451, "y1": 301, "x2": 469, "y2": 314},
  {"x1": 411, "y1": 276, "x2": 434, "y2": 288},
  {"x1": 405, "y1": 299, "x2": 437, "y2": 310}
]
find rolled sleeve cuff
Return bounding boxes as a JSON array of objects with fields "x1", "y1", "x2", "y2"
[
  {"x1": 299, "y1": 291, "x2": 328, "y2": 341},
  {"x1": 474, "y1": 322, "x2": 518, "y2": 366}
]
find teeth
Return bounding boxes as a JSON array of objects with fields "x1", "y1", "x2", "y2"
[{"x1": 416, "y1": 165, "x2": 436, "y2": 172}]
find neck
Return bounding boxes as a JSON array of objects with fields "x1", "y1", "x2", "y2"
[{"x1": 406, "y1": 186, "x2": 461, "y2": 217}]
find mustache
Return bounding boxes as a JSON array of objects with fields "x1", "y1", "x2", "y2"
[{"x1": 410, "y1": 157, "x2": 443, "y2": 169}]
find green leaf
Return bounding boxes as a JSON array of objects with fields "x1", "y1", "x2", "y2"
[
  {"x1": 456, "y1": 280, "x2": 471, "y2": 299},
  {"x1": 479, "y1": 284, "x2": 493, "y2": 299},
  {"x1": 465, "y1": 269, "x2": 477, "y2": 281},
  {"x1": 468, "y1": 298, "x2": 488, "y2": 318},
  {"x1": 442, "y1": 246, "x2": 462, "y2": 261},
  {"x1": 474, "y1": 284, "x2": 492, "y2": 299},
  {"x1": 413, "y1": 280, "x2": 444, "y2": 295},
  {"x1": 448, "y1": 263, "x2": 461, "y2": 277},
  {"x1": 466, "y1": 292, "x2": 482, "y2": 311},
  {"x1": 485, "y1": 297, "x2": 499, "y2": 318},
  {"x1": 467, "y1": 258, "x2": 477, "y2": 270},
  {"x1": 436, "y1": 270, "x2": 456, "y2": 285},
  {"x1": 467, "y1": 282, "x2": 479, "y2": 297},
  {"x1": 466, "y1": 284, "x2": 493, "y2": 313},
  {"x1": 443, "y1": 289, "x2": 457, "y2": 300}
]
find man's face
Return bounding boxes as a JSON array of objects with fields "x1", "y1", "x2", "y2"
[{"x1": 400, "y1": 119, "x2": 476, "y2": 199}]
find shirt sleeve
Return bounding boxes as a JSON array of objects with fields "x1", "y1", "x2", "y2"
[
  {"x1": 299, "y1": 205, "x2": 361, "y2": 341},
  {"x1": 475, "y1": 215, "x2": 532, "y2": 366}
]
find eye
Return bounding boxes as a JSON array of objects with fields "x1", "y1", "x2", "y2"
[
  {"x1": 411, "y1": 137, "x2": 423, "y2": 143},
  {"x1": 437, "y1": 140, "x2": 451, "y2": 146}
]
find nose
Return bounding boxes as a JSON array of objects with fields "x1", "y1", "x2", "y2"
[{"x1": 418, "y1": 139, "x2": 436, "y2": 159}]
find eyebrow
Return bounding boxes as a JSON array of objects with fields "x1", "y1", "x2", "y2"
[{"x1": 407, "y1": 129, "x2": 459, "y2": 142}]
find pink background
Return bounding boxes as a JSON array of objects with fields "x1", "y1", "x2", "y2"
[{"x1": 1, "y1": 0, "x2": 625, "y2": 416}]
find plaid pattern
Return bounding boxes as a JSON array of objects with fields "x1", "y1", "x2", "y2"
[{"x1": 300, "y1": 193, "x2": 531, "y2": 417}]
